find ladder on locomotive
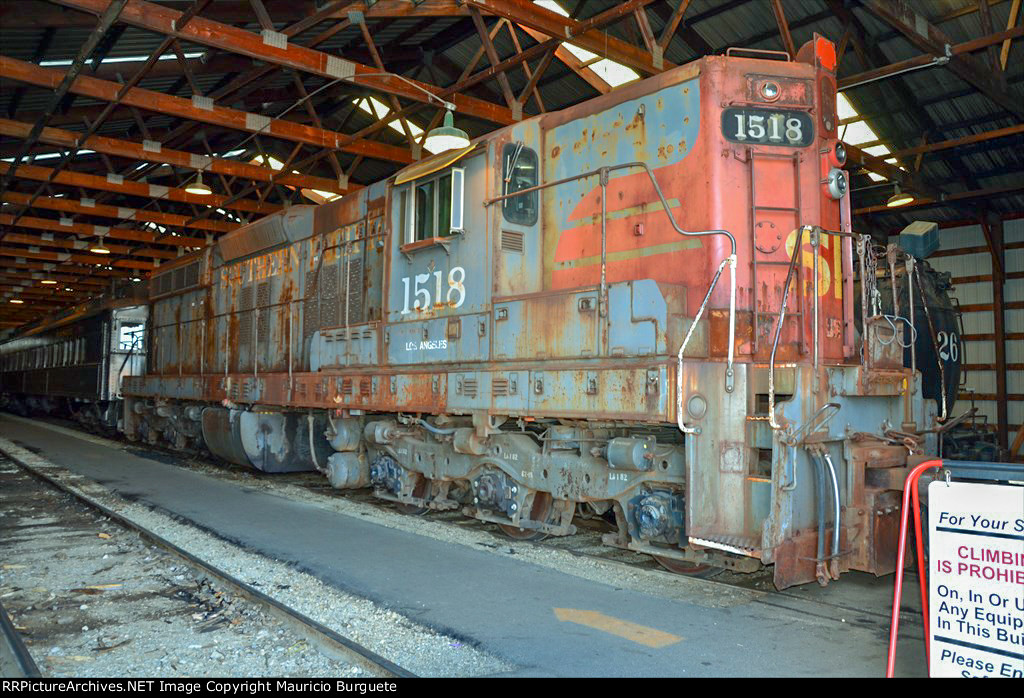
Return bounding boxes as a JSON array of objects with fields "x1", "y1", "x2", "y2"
[{"x1": 748, "y1": 150, "x2": 807, "y2": 355}]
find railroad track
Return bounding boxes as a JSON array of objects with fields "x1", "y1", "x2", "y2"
[
  {"x1": 5, "y1": 415, "x2": 925, "y2": 637},
  {"x1": 0, "y1": 447, "x2": 417, "y2": 679},
  {"x1": 1, "y1": 598, "x2": 40, "y2": 678}
]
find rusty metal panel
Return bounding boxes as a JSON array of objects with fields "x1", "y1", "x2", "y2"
[
  {"x1": 493, "y1": 290, "x2": 598, "y2": 360},
  {"x1": 528, "y1": 366, "x2": 669, "y2": 420},
  {"x1": 217, "y1": 206, "x2": 315, "y2": 263},
  {"x1": 386, "y1": 312, "x2": 490, "y2": 365},
  {"x1": 309, "y1": 325, "x2": 379, "y2": 370},
  {"x1": 606, "y1": 280, "x2": 686, "y2": 357}
]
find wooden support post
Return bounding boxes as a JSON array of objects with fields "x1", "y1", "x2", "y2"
[{"x1": 981, "y1": 214, "x2": 1009, "y2": 452}]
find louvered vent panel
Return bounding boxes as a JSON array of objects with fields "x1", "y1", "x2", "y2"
[
  {"x1": 360, "y1": 378, "x2": 371, "y2": 397},
  {"x1": 184, "y1": 260, "x2": 200, "y2": 288},
  {"x1": 501, "y1": 230, "x2": 525, "y2": 253},
  {"x1": 463, "y1": 377, "x2": 478, "y2": 399},
  {"x1": 321, "y1": 265, "x2": 339, "y2": 328},
  {"x1": 304, "y1": 270, "x2": 320, "y2": 342},
  {"x1": 492, "y1": 378, "x2": 509, "y2": 397},
  {"x1": 156, "y1": 272, "x2": 172, "y2": 296},
  {"x1": 238, "y1": 285, "x2": 253, "y2": 349},
  {"x1": 341, "y1": 377, "x2": 353, "y2": 395},
  {"x1": 346, "y1": 258, "x2": 363, "y2": 325},
  {"x1": 256, "y1": 281, "x2": 270, "y2": 341},
  {"x1": 217, "y1": 213, "x2": 287, "y2": 262},
  {"x1": 150, "y1": 259, "x2": 202, "y2": 299}
]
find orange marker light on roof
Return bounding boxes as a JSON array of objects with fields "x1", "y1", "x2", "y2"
[{"x1": 816, "y1": 37, "x2": 836, "y2": 73}]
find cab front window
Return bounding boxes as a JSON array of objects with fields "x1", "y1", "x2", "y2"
[{"x1": 502, "y1": 143, "x2": 538, "y2": 226}]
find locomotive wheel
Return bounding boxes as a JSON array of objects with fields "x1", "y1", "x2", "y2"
[
  {"x1": 395, "y1": 478, "x2": 430, "y2": 516},
  {"x1": 498, "y1": 492, "x2": 560, "y2": 541},
  {"x1": 653, "y1": 555, "x2": 714, "y2": 577}
]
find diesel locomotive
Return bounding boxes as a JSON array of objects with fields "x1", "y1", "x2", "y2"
[{"x1": 3, "y1": 37, "x2": 954, "y2": 588}]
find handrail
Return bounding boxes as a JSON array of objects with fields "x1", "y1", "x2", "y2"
[
  {"x1": 484, "y1": 161, "x2": 738, "y2": 408},
  {"x1": 768, "y1": 225, "x2": 809, "y2": 430}
]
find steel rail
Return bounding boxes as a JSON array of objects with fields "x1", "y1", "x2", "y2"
[
  {"x1": 0, "y1": 445, "x2": 417, "y2": 679},
  {"x1": 0, "y1": 599, "x2": 40, "y2": 678}
]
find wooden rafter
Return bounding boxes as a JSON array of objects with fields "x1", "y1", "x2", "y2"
[
  {"x1": 0, "y1": 119, "x2": 348, "y2": 195},
  {"x1": 0, "y1": 162, "x2": 279, "y2": 215},
  {"x1": 51, "y1": 0, "x2": 517, "y2": 126},
  {"x1": 862, "y1": 0, "x2": 1024, "y2": 120}
]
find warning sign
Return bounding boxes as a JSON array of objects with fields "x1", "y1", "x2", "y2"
[{"x1": 928, "y1": 480, "x2": 1024, "y2": 678}]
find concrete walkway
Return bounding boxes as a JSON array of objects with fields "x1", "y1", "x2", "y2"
[{"x1": 0, "y1": 415, "x2": 927, "y2": 677}]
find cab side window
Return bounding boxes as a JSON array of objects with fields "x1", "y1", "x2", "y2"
[
  {"x1": 501, "y1": 143, "x2": 538, "y2": 226},
  {"x1": 404, "y1": 167, "x2": 465, "y2": 244}
]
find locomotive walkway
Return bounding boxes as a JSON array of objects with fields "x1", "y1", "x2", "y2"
[{"x1": 0, "y1": 415, "x2": 927, "y2": 677}]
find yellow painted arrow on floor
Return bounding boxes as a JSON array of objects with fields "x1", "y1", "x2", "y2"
[{"x1": 553, "y1": 608, "x2": 682, "y2": 648}]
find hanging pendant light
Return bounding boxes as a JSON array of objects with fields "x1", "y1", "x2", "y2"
[
  {"x1": 91, "y1": 234, "x2": 110, "y2": 254},
  {"x1": 185, "y1": 170, "x2": 212, "y2": 195},
  {"x1": 886, "y1": 183, "x2": 914, "y2": 208},
  {"x1": 424, "y1": 109, "x2": 470, "y2": 153}
]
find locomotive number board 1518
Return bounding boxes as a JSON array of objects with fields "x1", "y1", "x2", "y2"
[{"x1": 721, "y1": 107, "x2": 814, "y2": 147}]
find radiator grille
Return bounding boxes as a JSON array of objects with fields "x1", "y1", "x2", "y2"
[
  {"x1": 151, "y1": 259, "x2": 203, "y2": 299},
  {"x1": 256, "y1": 281, "x2": 270, "y2": 343},
  {"x1": 346, "y1": 257, "x2": 363, "y2": 325},
  {"x1": 320, "y1": 265, "x2": 339, "y2": 328},
  {"x1": 304, "y1": 270, "x2": 319, "y2": 343}
]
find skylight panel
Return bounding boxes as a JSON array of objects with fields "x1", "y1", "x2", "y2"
[
  {"x1": 534, "y1": 0, "x2": 640, "y2": 88},
  {"x1": 250, "y1": 154, "x2": 342, "y2": 204},
  {"x1": 836, "y1": 93, "x2": 906, "y2": 183},
  {"x1": 40, "y1": 53, "x2": 204, "y2": 67},
  {"x1": 352, "y1": 97, "x2": 442, "y2": 155},
  {"x1": 2, "y1": 150, "x2": 95, "y2": 162}
]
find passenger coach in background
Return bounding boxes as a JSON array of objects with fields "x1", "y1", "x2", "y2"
[{"x1": 0, "y1": 284, "x2": 148, "y2": 432}]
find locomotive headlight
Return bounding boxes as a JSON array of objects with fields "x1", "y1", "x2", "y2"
[
  {"x1": 833, "y1": 142, "x2": 846, "y2": 167},
  {"x1": 760, "y1": 81, "x2": 780, "y2": 100},
  {"x1": 822, "y1": 139, "x2": 847, "y2": 168},
  {"x1": 825, "y1": 168, "x2": 847, "y2": 199}
]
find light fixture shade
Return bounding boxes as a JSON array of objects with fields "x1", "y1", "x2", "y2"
[
  {"x1": 424, "y1": 109, "x2": 470, "y2": 153},
  {"x1": 41, "y1": 279, "x2": 57, "y2": 285},
  {"x1": 91, "y1": 235, "x2": 110, "y2": 254},
  {"x1": 10, "y1": 299, "x2": 23, "y2": 304},
  {"x1": 185, "y1": 171, "x2": 212, "y2": 195},
  {"x1": 886, "y1": 184, "x2": 914, "y2": 208}
]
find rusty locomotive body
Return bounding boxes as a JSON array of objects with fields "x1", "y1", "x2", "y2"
[{"x1": 106, "y1": 38, "x2": 939, "y2": 588}]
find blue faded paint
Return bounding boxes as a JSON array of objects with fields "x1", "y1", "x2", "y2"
[{"x1": 543, "y1": 78, "x2": 701, "y2": 232}]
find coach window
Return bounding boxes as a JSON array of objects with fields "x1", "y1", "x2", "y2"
[
  {"x1": 119, "y1": 322, "x2": 144, "y2": 351},
  {"x1": 501, "y1": 143, "x2": 538, "y2": 226}
]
